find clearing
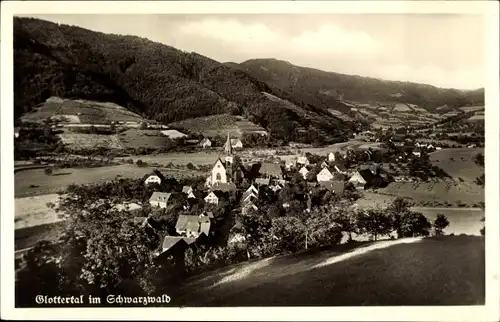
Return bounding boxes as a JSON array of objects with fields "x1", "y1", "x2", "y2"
[
  {"x1": 429, "y1": 148, "x2": 484, "y2": 182},
  {"x1": 170, "y1": 236, "x2": 484, "y2": 306}
]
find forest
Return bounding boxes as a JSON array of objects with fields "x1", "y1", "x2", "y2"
[{"x1": 14, "y1": 17, "x2": 352, "y2": 143}]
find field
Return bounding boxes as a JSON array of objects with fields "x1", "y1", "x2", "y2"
[
  {"x1": 58, "y1": 133, "x2": 124, "y2": 150},
  {"x1": 20, "y1": 97, "x2": 144, "y2": 124},
  {"x1": 169, "y1": 114, "x2": 267, "y2": 138},
  {"x1": 376, "y1": 182, "x2": 484, "y2": 206},
  {"x1": 355, "y1": 192, "x2": 484, "y2": 235},
  {"x1": 15, "y1": 194, "x2": 61, "y2": 230},
  {"x1": 429, "y1": 148, "x2": 484, "y2": 182},
  {"x1": 459, "y1": 105, "x2": 485, "y2": 112},
  {"x1": 170, "y1": 236, "x2": 484, "y2": 306},
  {"x1": 15, "y1": 221, "x2": 66, "y2": 251},
  {"x1": 117, "y1": 129, "x2": 173, "y2": 149},
  {"x1": 15, "y1": 165, "x2": 208, "y2": 198}
]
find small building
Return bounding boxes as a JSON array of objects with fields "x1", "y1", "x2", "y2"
[
  {"x1": 269, "y1": 183, "x2": 282, "y2": 192},
  {"x1": 258, "y1": 163, "x2": 284, "y2": 179},
  {"x1": 348, "y1": 169, "x2": 375, "y2": 190},
  {"x1": 320, "y1": 161, "x2": 328, "y2": 168},
  {"x1": 199, "y1": 138, "x2": 212, "y2": 148},
  {"x1": 412, "y1": 151, "x2": 421, "y2": 157},
  {"x1": 328, "y1": 152, "x2": 336, "y2": 162},
  {"x1": 242, "y1": 201, "x2": 258, "y2": 215},
  {"x1": 231, "y1": 139, "x2": 243, "y2": 149},
  {"x1": 149, "y1": 192, "x2": 171, "y2": 208},
  {"x1": 204, "y1": 191, "x2": 225, "y2": 205},
  {"x1": 14, "y1": 127, "x2": 20, "y2": 139},
  {"x1": 299, "y1": 166, "x2": 309, "y2": 179},
  {"x1": 435, "y1": 147, "x2": 442, "y2": 150},
  {"x1": 316, "y1": 167, "x2": 334, "y2": 182},
  {"x1": 144, "y1": 170, "x2": 166, "y2": 185},
  {"x1": 297, "y1": 155, "x2": 310, "y2": 166},
  {"x1": 207, "y1": 158, "x2": 228, "y2": 186},
  {"x1": 182, "y1": 186, "x2": 193, "y2": 195},
  {"x1": 285, "y1": 158, "x2": 298, "y2": 170}
]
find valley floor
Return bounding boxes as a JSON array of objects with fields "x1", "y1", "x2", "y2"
[{"x1": 170, "y1": 236, "x2": 484, "y2": 306}]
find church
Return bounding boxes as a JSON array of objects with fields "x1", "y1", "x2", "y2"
[{"x1": 205, "y1": 133, "x2": 242, "y2": 190}]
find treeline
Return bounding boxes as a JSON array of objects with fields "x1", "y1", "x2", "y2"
[{"x1": 14, "y1": 17, "x2": 352, "y2": 143}]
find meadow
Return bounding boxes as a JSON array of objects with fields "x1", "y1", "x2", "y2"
[{"x1": 429, "y1": 148, "x2": 484, "y2": 182}]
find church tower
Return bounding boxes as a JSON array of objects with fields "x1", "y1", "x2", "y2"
[{"x1": 224, "y1": 132, "x2": 234, "y2": 165}]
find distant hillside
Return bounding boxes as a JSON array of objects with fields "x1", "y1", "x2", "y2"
[
  {"x1": 14, "y1": 17, "x2": 352, "y2": 144},
  {"x1": 227, "y1": 58, "x2": 484, "y2": 114}
]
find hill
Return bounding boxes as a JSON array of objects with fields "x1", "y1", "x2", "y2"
[
  {"x1": 14, "y1": 17, "x2": 352, "y2": 144},
  {"x1": 227, "y1": 58, "x2": 484, "y2": 114},
  {"x1": 170, "y1": 236, "x2": 484, "y2": 306}
]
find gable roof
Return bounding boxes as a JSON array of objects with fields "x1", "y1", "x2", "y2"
[
  {"x1": 161, "y1": 236, "x2": 189, "y2": 252},
  {"x1": 206, "y1": 190, "x2": 226, "y2": 200},
  {"x1": 242, "y1": 190, "x2": 258, "y2": 202},
  {"x1": 151, "y1": 169, "x2": 166, "y2": 182},
  {"x1": 259, "y1": 163, "x2": 283, "y2": 178},
  {"x1": 182, "y1": 185, "x2": 193, "y2": 193},
  {"x1": 299, "y1": 166, "x2": 309, "y2": 172},
  {"x1": 231, "y1": 139, "x2": 242, "y2": 145},
  {"x1": 200, "y1": 138, "x2": 211, "y2": 144},
  {"x1": 318, "y1": 167, "x2": 333, "y2": 177},
  {"x1": 246, "y1": 184, "x2": 259, "y2": 194},
  {"x1": 357, "y1": 169, "x2": 375, "y2": 183},
  {"x1": 149, "y1": 192, "x2": 171, "y2": 202},
  {"x1": 211, "y1": 158, "x2": 226, "y2": 171}
]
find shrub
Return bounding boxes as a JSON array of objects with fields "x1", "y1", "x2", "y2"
[
  {"x1": 433, "y1": 214, "x2": 450, "y2": 236},
  {"x1": 136, "y1": 160, "x2": 144, "y2": 167},
  {"x1": 186, "y1": 163, "x2": 196, "y2": 171},
  {"x1": 44, "y1": 167, "x2": 53, "y2": 175}
]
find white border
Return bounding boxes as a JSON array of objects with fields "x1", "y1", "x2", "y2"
[{"x1": 1, "y1": 1, "x2": 499, "y2": 321}]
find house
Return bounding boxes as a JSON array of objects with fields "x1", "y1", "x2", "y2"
[
  {"x1": 269, "y1": 183, "x2": 282, "y2": 192},
  {"x1": 328, "y1": 152, "x2": 336, "y2": 162},
  {"x1": 149, "y1": 192, "x2": 171, "y2": 208},
  {"x1": 435, "y1": 147, "x2": 442, "y2": 150},
  {"x1": 318, "y1": 180, "x2": 345, "y2": 194},
  {"x1": 316, "y1": 167, "x2": 334, "y2": 182},
  {"x1": 320, "y1": 161, "x2": 328, "y2": 168},
  {"x1": 144, "y1": 170, "x2": 166, "y2": 185},
  {"x1": 285, "y1": 158, "x2": 298, "y2": 170},
  {"x1": 224, "y1": 136, "x2": 243, "y2": 150},
  {"x1": 182, "y1": 186, "x2": 193, "y2": 195},
  {"x1": 427, "y1": 144, "x2": 435, "y2": 150},
  {"x1": 299, "y1": 166, "x2": 309, "y2": 179},
  {"x1": 199, "y1": 138, "x2": 212, "y2": 148},
  {"x1": 175, "y1": 214, "x2": 212, "y2": 238},
  {"x1": 467, "y1": 144, "x2": 477, "y2": 148},
  {"x1": 297, "y1": 155, "x2": 310, "y2": 165},
  {"x1": 412, "y1": 151, "x2": 421, "y2": 157},
  {"x1": 160, "y1": 129, "x2": 188, "y2": 139},
  {"x1": 255, "y1": 178, "x2": 270, "y2": 186},
  {"x1": 204, "y1": 190, "x2": 225, "y2": 205},
  {"x1": 231, "y1": 139, "x2": 243, "y2": 149},
  {"x1": 187, "y1": 191, "x2": 196, "y2": 199},
  {"x1": 348, "y1": 169, "x2": 375, "y2": 190},
  {"x1": 258, "y1": 163, "x2": 284, "y2": 179},
  {"x1": 14, "y1": 127, "x2": 20, "y2": 139}
]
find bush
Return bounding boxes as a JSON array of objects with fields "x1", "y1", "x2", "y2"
[
  {"x1": 186, "y1": 163, "x2": 196, "y2": 171},
  {"x1": 136, "y1": 160, "x2": 144, "y2": 167},
  {"x1": 44, "y1": 167, "x2": 53, "y2": 175}
]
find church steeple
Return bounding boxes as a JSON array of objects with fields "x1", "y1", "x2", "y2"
[{"x1": 224, "y1": 132, "x2": 233, "y2": 155}]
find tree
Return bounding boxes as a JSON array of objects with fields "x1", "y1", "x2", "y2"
[
  {"x1": 44, "y1": 167, "x2": 53, "y2": 176},
  {"x1": 186, "y1": 163, "x2": 195, "y2": 171},
  {"x1": 398, "y1": 211, "x2": 431, "y2": 237},
  {"x1": 474, "y1": 153, "x2": 484, "y2": 167},
  {"x1": 139, "y1": 122, "x2": 148, "y2": 130},
  {"x1": 386, "y1": 197, "x2": 411, "y2": 238},
  {"x1": 356, "y1": 209, "x2": 393, "y2": 241},
  {"x1": 433, "y1": 214, "x2": 450, "y2": 236},
  {"x1": 480, "y1": 217, "x2": 485, "y2": 236}
]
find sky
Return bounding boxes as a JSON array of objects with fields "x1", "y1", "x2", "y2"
[{"x1": 25, "y1": 14, "x2": 485, "y2": 90}]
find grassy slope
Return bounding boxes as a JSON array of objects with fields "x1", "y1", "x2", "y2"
[
  {"x1": 171, "y1": 236, "x2": 484, "y2": 306},
  {"x1": 430, "y1": 148, "x2": 484, "y2": 182}
]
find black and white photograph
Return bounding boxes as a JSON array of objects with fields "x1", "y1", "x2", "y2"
[{"x1": 1, "y1": 1, "x2": 499, "y2": 320}]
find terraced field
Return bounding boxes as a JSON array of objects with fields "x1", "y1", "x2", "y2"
[
  {"x1": 169, "y1": 114, "x2": 267, "y2": 138},
  {"x1": 117, "y1": 129, "x2": 173, "y2": 149},
  {"x1": 58, "y1": 133, "x2": 124, "y2": 150}
]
